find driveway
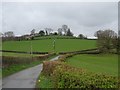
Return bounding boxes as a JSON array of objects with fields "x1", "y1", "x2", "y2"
[{"x1": 2, "y1": 56, "x2": 59, "y2": 88}]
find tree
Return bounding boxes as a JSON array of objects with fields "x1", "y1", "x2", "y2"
[
  {"x1": 78, "y1": 34, "x2": 85, "y2": 39},
  {"x1": 62, "y1": 25, "x2": 68, "y2": 35},
  {"x1": 31, "y1": 29, "x2": 35, "y2": 35},
  {"x1": 58, "y1": 28, "x2": 62, "y2": 35},
  {"x1": 4, "y1": 31, "x2": 14, "y2": 37},
  {"x1": 39, "y1": 30, "x2": 45, "y2": 36},
  {"x1": 53, "y1": 32, "x2": 58, "y2": 35},
  {"x1": 30, "y1": 35, "x2": 34, "y2": 40},
  {"x1": 112, "y1": 36, "x2": 118, "y2": 49},
  {"x1": 30, "y1": 29, "x2": 35, "y2": 40},
  {"x1": 94, "y1": 30, "x2": 104, "y2": 39},
  {"x1": 45, "y1": 30, "x2": 48, "y2": 36},
  {"x1": 94, "y1": 29, "x2": 117, "y2": 53},
  {"x1": 45, "y1": 28, "x2": 53, "y2": 35},
  {"x1": 66, "y1": 28, "x2": 73, "y2": 36}
]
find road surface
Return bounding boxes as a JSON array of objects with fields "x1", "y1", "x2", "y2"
[{"x1": 2, "y1": 56, "x2": 59, "y2": 88}]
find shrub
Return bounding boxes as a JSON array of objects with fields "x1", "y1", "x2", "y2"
[
  {"x1": 52, "y1": 63, "x2": 118, "y2": 88},
  {"x1": 42, "y1": 61, "x2": 62, "y2": 76},
  {"x1": 41, "y1": 54, "x2": 74, "y2": 76}
]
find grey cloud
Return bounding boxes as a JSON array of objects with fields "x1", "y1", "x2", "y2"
[{"x1": 2, "y1": 2, "x2": 118, "y2": 36}]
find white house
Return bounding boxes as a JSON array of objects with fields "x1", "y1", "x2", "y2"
[{"x1": 87, "y1": 37, "x2": 98, "y2": 40}]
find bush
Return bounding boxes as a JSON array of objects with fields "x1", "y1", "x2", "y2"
[
  {"x1": 41, "y1": 54, "x2": 74, "y2": 76},
  {"x1": 52, "y1": 64, "x2": 118, "y2": 88},
  {"x1": 42, "y1": 61, "x2": 62, "y2": 76}
]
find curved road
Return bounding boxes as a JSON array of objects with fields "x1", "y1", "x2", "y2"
[{"x1": 2, "y1": 56, "x2": 59, "y2": 88}]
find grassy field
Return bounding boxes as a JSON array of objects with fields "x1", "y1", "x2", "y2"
[
  {"x1": 66, "y1": 54, "x2": 118, "y2": 76},
  {"x1": 2, "y1": 39, "x2": 96, "y2": 53}
]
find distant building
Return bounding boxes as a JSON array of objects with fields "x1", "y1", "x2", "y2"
[{"x1": 87, "y1": 37, "x2": 98, "y2": 40}]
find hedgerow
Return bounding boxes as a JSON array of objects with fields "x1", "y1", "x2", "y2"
[
  {"x1": 52, "y1": 64, "x2": 119, "y2": 88},
  {"x1": 42, "y1": 61, "x2": 62, "y2": 76},
  {"x1": 41, "y1": 53, "x2": 119, "y2": 89},
  {"x1": 2, "y1": 53, "x2": 55, "y2": 68}
]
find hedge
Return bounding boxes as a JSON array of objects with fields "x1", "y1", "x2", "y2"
[
  {"x1": 59, "y1": 48, "x2": 100, "y2": 55},
  {"x1": 41, "y1": 54, "x2": 119, "y2": 89},
  {"x1": 1, "y1": 50, "x2": 49, "y2": 54},
  {"x1": 42, "y1": 54, "x2": 74, "y2": 76},
  {"x1": 52, "y1": 63, "x2": 119, "y2": 89},
  {"x1": 42, "y1": 61, "x2": 62, "y2": 76},
  {"x1": 2, "y1": 53, "x2": 55, "y2": 68}
]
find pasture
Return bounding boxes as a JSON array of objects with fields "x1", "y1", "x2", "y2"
[
  {"x1": 66, "y1": 54, "x2": 118, "y2": 76},
  {"x1": 2, "y1": 39, "x2": 96, "y2": 53}
]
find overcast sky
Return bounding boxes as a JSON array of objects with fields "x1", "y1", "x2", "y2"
[{"x1": 2, "y1": 2, "x2": 118, "y2": 37}]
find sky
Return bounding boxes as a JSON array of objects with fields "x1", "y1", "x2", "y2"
[{"x1": 1, "y1": 2, "x2": 118, "y2": 37}]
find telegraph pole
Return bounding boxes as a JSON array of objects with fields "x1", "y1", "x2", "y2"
[
  {"x1": 31, "y1": 40, "x2": 32, "y2": 56},
  {"x1": 30, "y1": 36, "x2": 33, "y2": 58},
  {"x1": 53, "y1": 39, "x2": 56, "y2": 53}
]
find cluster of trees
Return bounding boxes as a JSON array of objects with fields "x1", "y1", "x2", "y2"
[
  {"x1": 57, "y1": 25, "x2": 73, "y2": 36},
  {"x1": 94, "y1": 29, "x2": 118, "y2": 53},
  {"x1": 78, "y1": 34, "x2": 87, "y2": 39},
  {"x1": 28, "y1": 25, "x2": 74, "y2": 37},
  {"x1": 38, "y1": 28, "x2": 57, "y2": 36},
  {"x1": 1, "y1": 25, "x2": 88, "y2": 40},
  {"x1": 1, "y1": 25, "x2": 74, "y2": 41},
  {"x1": 1, "y1": 31, "x2": 15, "y2": 41},
  {"x1": 1, "y1": 31, "x2": 14, "y2": 37},
  {"x1": 38, "y1": 25, "x2": 73, "y2": 37}
]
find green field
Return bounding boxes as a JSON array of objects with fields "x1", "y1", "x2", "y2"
[
  {"x1": 66, "y1": 54, "x2": 118, "y2": 76},
  {"x1": 2, "y1": 39, "x2": 96, "y2": 53}
]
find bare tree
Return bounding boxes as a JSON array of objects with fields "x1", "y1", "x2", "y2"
[
  {"x1": 94, "y1": 29, "x2": 117, "y2": 53},
  {"x1": 62, "y1": 25, "x2": 68, "y2": 35},
  {"x1": 66, "y1": 28, "x2": 73, "y2": 36},
  {"x1": 31, "y1": 29, "x2": 35, "y2": 35},
  {"x1": 4, "y1": 31, "x2": 14, "y2": 37},
  {"x1": 58, "y1": 28, "x2": 62, "y2": 35},
  {"x1": 94, "y1": 30, "x2": 104, "y2": 39},
  {"x1": 45, "y1": 30, "x2": 48, "y2": 36},
  {"x1": 44, "y1": 28, "x2": 53, "y2": 35}
]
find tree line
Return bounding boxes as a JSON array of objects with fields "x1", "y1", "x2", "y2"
[{"x1": 1, "y1": 24, "x2": 88, "y2": 41}]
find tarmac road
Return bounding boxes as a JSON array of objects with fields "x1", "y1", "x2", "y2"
[{"x1": 2, "y1": 56, "x2": 59, "y2": 88}]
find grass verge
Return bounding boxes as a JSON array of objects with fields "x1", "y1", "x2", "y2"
[{"x1": 36, "y1": 72, "x2": 54, "y2": 88}]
